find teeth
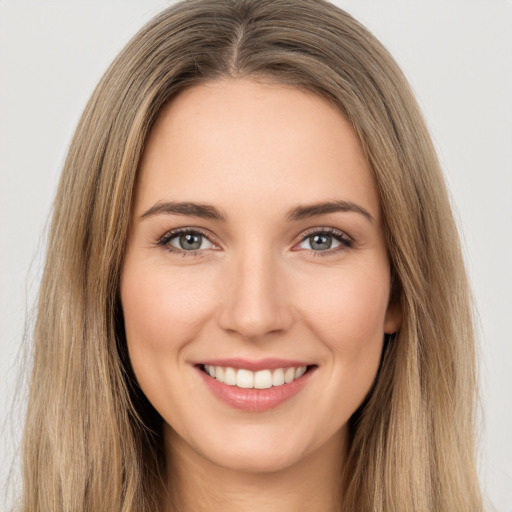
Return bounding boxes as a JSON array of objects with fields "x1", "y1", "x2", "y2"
[
  {"x1": 284, "y1": 367, "x2": 295, "y2": 383},
  {"x1": 203, "y1": 365, "x2": 308, "y2": 389},
  {"x1": 224, "y1": 367, "x2": 237, "y2": 386},
  {"x1": 272, "y1": 368, "x2": 285, "y2": 386},
  {"x1": 236, "y1": 369, "x2": 254, "y2": 389},
  {"x1": 254, "y1": 370, "x2": 272, "y2": 389},
  {"x1": 295, "y1": 366, "x2": 306, "y2": 378}
]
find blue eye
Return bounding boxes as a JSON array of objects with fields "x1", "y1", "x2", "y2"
[
  {"x1": 157, "y1": 227, "x2": 351, "y2": 256},
  {"x1": 170, "y1": 232, "x2": 213, "y2": 251},
  {"x1": 297, "y1": 229, "x2": 352, "y2": 253},
  {"x1": 301, "y1": 233, "x2": 339, "y2": 251},
  {"x1": 158, "y1": 229, "x2": 215, "y2": 253}
]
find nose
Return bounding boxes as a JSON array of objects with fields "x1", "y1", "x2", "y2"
[{"x1": 217, "y1": 249, "x2": 294, "y2": 341}]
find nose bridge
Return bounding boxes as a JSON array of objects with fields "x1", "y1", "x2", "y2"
[{"x1": 218, "y1": 243, "x2": 292, "y2": 339}]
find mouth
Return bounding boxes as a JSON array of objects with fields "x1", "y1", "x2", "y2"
[
  {"x1": 195, "y1": 360, "x2": 317, "y2": 412},
  {"x1": 199, "y1": 364, "x2": 314, "y2": 389}
]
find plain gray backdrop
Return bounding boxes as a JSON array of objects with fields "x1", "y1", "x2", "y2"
[{"x1": 1, "y1": 1, "x2": 511, "y2": 510}]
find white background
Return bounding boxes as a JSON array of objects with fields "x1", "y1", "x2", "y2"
[{"x1": 1, "y1": 1, "x2": 511, "y2": 510}]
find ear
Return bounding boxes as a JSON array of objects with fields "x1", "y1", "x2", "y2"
[
  {"x1": 384, "y1": 277, "x2": 401, "y2": 334},
  {"x1": 384, "y1": 300, "x2": 402, "y2": 334},
  {"x1": 384, "y1": 269, "x2": 402, "y2": 334}
]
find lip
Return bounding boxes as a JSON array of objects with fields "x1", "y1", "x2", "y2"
[
  {"x1": 197, "y1": 357, "x2": 311, "y2": 371},
  {"x1": 195, "y1": 359, "x2": 316, "y2": 412}
]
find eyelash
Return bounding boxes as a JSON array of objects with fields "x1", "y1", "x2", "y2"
[
  {"x1": 156, "y1": 227, "x2": 216, "y2": 257},
  {"x1": 297, "y1": 227, "x2": 354, "y2": 257},
  {"x1": 155, "y1": 226, "x2": 354, "y2": 257}
]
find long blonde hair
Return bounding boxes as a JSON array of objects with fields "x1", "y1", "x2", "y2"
[{"x1": 22, "y1": 0, "x2": 483, "y2": 510}]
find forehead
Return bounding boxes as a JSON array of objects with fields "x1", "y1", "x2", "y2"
[{"x1": 135, "y1": 78, "x2": 380, "y2": 222}]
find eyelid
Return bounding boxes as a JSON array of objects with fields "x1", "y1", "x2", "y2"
[
  {"x1": 155, "y1": 225, "x2": 354, "y2": 257},
  {"x1": 293, "y1": 226, "x2": 354, "y2": 254},
  {"x1": 156, "y1": 226, "x2": 220, "y2": 255}
]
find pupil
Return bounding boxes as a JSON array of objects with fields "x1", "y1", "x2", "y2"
[
  {"x1": 180, "y1": 233, "x2": 201, "y2": 250},
  {"x1": 311, "y1": 234, "x2": 331, "y2": 250}
]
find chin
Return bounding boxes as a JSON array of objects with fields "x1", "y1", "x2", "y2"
[
  {"x1": 209, "y1": 442, "x2": 306, "y2": 474},
  {"x1": 167, "y1": 418, "x2": 346, "y2": 476}
]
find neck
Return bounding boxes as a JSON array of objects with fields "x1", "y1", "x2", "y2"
[{"x1": 162, "y1": 426, "x2": 347, "y2": 512}]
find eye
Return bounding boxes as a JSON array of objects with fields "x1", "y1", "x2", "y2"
[
  {"x1": 157, "y1": 228, "x2": 216, "y2": 254},
  {"x1": 296, "y1": 228, "x2": 352, "y2": 254}
]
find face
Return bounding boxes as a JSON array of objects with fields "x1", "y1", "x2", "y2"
[{"x1": 120, "y1": 78, "x2": 400, "y2": 474}]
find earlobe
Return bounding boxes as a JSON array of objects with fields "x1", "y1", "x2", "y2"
[
  {"x1": 384, "y1": 270, "x2": 402, "y2": 334},
  {"x1": 384, "y1": 301, "x2": 402, "y2": 334}
]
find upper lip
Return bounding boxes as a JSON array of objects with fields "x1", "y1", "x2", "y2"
[{"x1": 196, "y1": 358, "x2": 314, "y2": 372}]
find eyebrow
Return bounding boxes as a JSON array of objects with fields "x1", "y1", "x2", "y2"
[
  {"x1": 286, "y1": 200, "x2": 374, "y2": 223},
  {"x1": 140, "y1": 201, "x2": 228, "y2": 222},
  {"x1": 140, "y1": 199, "x2": 373, "y2": 223}
]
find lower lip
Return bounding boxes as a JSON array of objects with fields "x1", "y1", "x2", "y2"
[{"x1": 197, "y1": 367, "x2": 314, "y2": 412}]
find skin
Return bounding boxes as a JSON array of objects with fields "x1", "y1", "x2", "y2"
[{"x1": 120, "y1": 78, "x2": 400, "y2": 512}]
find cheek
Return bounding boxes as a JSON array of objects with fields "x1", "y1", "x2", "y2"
[
  {"x1": 300, "y1": 263, "x2": 390, "y2": 342},
  {"x1": 283, "y1": 263, "x2": 390, "y2": 443},
  {"x1": 120, "y1": 262, "x2": 216, "y2": 373},
  {"x1": 297, "y1": 262, "x2": 390, "y2": 391}
]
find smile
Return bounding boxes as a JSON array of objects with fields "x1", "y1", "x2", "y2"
[
  {"x1": 202, "y1": 364, "x2": 308, "y2": 389},
  {"x1": 197, "y1": 361, "x2": 316, "y2": 412}
]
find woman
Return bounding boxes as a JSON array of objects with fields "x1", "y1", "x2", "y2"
[{"x1": 21, "y1": 0, "x2": 484, "y2": 510}]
